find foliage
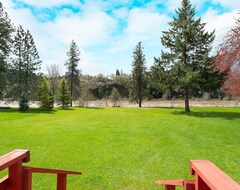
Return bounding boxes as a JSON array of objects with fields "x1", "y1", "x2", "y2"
[
  {"x1": 57, "y1": 79, "x2": 70, "y2": 109},
  {"x1": 18, "y1": 93, "x2": 29, "y2": 112},
  {"x1": 39, "y1": 77, "x2": 53, "y2": 110},
  {"x1": 10, "y1": 25, "x2": 41, "y2": 100},
  {"x1": 160, "y1": 0, "x2": 215, "y2": 111},
  {"x1": 215, "y1": 13, "x2": 240, "y2": 97},
  {"x1": 0, "y1": 2, "x2": 14, "y2": 98},
  {"x1": 110, "y1": 87, "x2": 120, "y2": 107},
  {"x1": 130, "y1": 42, "x2": 147, "y2": 107},
  {"x1": 47, "y1": 64, "x2": 60, "y2": 100},
  {"x1": 65, "y1": 40, "x2": 81, "y2": 106},
  {"x1": 116, "y1": 69, "x2": 120, "y2": 76},
  {"x1": 0, "y1": 107, "x2": 239, "y2": 189}
]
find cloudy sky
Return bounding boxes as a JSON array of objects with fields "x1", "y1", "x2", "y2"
[{"x1": 2, "y1": 0, "x2": 240, "y2": 75}]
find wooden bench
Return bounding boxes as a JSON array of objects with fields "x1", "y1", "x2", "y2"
[
  {"x1": 156, "y1": 160, "x2": 240, "y2": 190},
  {"x1": 0, "y1": 149, "x2": 81, "y2": 190}
]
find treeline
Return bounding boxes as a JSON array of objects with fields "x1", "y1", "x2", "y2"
[{"x1": 0, "y1": 0, "x2": 239, "y2": 112}]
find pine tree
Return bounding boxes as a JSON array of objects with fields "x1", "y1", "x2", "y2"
[
  {"x1": 65, "y1": 40, "x2": 81, "y2": 107},
  {"x1": 111, "y1": 87, "x2": 120, "y2": 107},
  {"x1": 116, "y1": 69, "x2": 120, "y2": 76},
  {"x1": 0, "y1": 2, "x2": 14, "y2": 98},
  {"x1": 57, "y1": 79, "x2": 70, "y2": 109},
  {"x1": 18, "y1": 92, "x2": 29, "y2": 112},
  {"x1": 161, "y1": 0, "x2": 215, "y2": 111},
  {"x1": 39, "y1": 77, "x2": 53, "y2": 110},
  {"x1": 11, "y1": 25, "x2": 41, "y2": 100},
  {"x1": 130, "y1": 42, "x2": 147, "y2": 107}
]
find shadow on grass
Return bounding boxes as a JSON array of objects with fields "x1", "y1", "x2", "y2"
[
  {"x1": 171, "y1": 110, "x2": 240, "y2": 120},
  {"x1": 151, "y1": 106, "x2": 182, "y2": 110},
  {"x1": 75, "y1": 106, "x2": 104, "y2": 110},
  {"x1": 0, "y1": 108, "x2": 56, "y2": 114}
]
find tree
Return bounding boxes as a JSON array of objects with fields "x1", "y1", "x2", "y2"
[
  {"x1": 39, "y1": 77, "x2": 53, "y2": 110},
  {"x1": 11, "y1": 25, "x2": 41, "y2": 100},
  {"x1": 215, "y1": 13, "x2": 240, "y2": 97},
  {"x1": 130, "y1": 42, "x2": 147, "y2": 107},
  {"x1": 18, "y1": 92, "x2": 29, "y2": 112},
  {"x1": 111, "y1": 87, "x2": 120, "y2": 107},
  {"x1": 116, "y1": 69, "x2": 120, "y2": 76},
  {"x1": 0, "y1": 2, "x2": 14, "y2": 98},
  {"x1": 65, "y1": 40, "x2": 81, "y2": 107},
  {"x1": 47, "y1": 64, "x2": 60, "y2": 99},
  {"x1": 57, "y1": 79, "x2": 70, "y2": 109},
  {"x1": 161, "y1": 0, "x2": 215, "y2": 111}
]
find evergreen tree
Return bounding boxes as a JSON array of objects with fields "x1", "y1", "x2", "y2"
[
  {"x1": 11, "y1": 25, "x2": 41, "y2": 100},
  {"x1": 0, "y1": 2, "x2": 14, "y2": 98},
  {"x1": 57, "y1": 79, "x2": 70, "y2": 109},
  {"x1": 111, "y1": 87, "x2": 120, "y2": 107},
  {"x1": 65, "y1": 40, "x2": 81, "y2": 107},
  {"x1": 130, "y1": 42, "x2": 147, "y2": 107},
  {"x1": 161, "y1": 0, "x2": 215, "y2": 111},
  {"x1": 18, "y1": 92, "x2": 29, "y2": 112},
  {"x1": 116, "y1": 69, "x2": 120, "y2": 76},
  {"x1": 39, "y1": 77, "x2": 53, "y2": 110}
]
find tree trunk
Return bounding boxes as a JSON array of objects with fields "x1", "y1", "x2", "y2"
[
  {"x1": 139, "y1": 99, "x2": 142, "y2": 107},
  {"x1": 184, "y1": 87, "x2": 190, "y2": 112}
]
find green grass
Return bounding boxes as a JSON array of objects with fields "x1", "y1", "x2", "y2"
[{"x1": 0, "y1": 107, "x2": 239, "y2": 189}]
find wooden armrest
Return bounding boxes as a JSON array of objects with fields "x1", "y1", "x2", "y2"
[
  {"x1": 190, "y1": 160, "x2": 240, "y2": 190},
  {"x1": 155, "y1": 179, "x2": 184, "y2": 186},
  {"x1": 23, "y1": 166, "x2": 82, "y2": 175},
  {"x1": 0, "y1": 149, "x2": 30, "y2": 171}
]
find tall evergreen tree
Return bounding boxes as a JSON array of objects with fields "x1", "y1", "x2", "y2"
[
  {"x1": 0, "y1": 2, "x2": 14, "y2": 98},
  {"x1": 11, "y1": 25, "x2": 41, "y2": 100},
  {"x1": 65, "y1": 40, "x2": 81, "y2": 107},
  {"x1": 39, "y1": 77, "x2": 53, "y2": 110},
  {"x1": 57, "y1": 79, "x2": 70, "y2": 109},
  {"x1": 161, "y1": 0, "x2": 215, "y2": 111},
  {"x1": 130, "y1": 42, "x2": 147, "y2": 107}
]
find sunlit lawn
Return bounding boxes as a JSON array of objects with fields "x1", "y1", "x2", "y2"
[{"x1": 0, "y1": 107, "x2": 239, "y2": 189}]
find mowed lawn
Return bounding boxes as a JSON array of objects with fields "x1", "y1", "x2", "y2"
[{"x1": 0, "y1": 107, "x2": 239, "y2": 189}]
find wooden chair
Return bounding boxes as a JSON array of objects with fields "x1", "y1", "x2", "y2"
[
  {"x1": 0, "y1": 149, "x2": 81, "y2": 190},
  {"x1": 156, "y1": 160, "x2": 240, "y2": 190}
]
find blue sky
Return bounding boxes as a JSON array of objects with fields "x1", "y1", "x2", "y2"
[{"x1": 2, "y1": 0, "x2": 240, "y2": 75}]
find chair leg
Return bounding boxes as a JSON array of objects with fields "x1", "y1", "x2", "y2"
[
  {"x1": 165, "y1": 185, "x2": 175, "y2": 190},
  {"x1": 57, "y1": 174, "x2": 67, "y2": 190}
]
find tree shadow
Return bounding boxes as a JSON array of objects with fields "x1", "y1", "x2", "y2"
[
  {"x1": 0, "y1": 108, "x2": 56, "y2": 114},
  {"x1": 151, "y1": 106, "x2": 182, "y2": 110},
  {"x1": 74, "y1": 106, "x2": 104, "y2": 110},
  {"x1": 171, "y1": 110, "x2": 240, "y2": 120}
]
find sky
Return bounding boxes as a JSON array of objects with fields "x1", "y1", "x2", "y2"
[{"x1": 2, "y1": 0, "x2": 240, "y2": 75}]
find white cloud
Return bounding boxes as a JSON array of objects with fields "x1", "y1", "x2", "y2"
[
  {"x1": 212, "y1": 0, "x2": 240, "y2": 9},
  {"x1": 109, "y1": 8, "x2": 170, "y2": 53},
  {"x1": 202, "y1": 8, "x2": 238, "y2": 50},
  {"x1": 112, "y1": 7, "x2": 129, "y2": 19},
  {"x1": 13, "y1": 0, "x2": 81, "y2": 8},
  {"x1": 46, "y1": 9, "x2": 116, "y2": 47}
]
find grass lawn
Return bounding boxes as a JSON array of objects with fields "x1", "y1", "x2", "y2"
[{"x1": 0, "y1": 107, "x2": 239, "y2": 189}]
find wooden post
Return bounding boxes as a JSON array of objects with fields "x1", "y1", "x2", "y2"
[
  {"x1": 184, "y1": 181, "x2": 195, "y2": 190},
  {"x1": 195, "y1": 174, "x2": 210, "y2": 190},
  {"x1": 23, "y1": 167, "x2": 32, "y2": 190},
  {"x1": 57, "y1": 174, "x2": 67, "y2": 190},
  {"x1": 8, "y1": 161, "x2": 22, "y2": 190},
  {"x1": 165, "y1": 185, "x2": 175, "y2": 190}
]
